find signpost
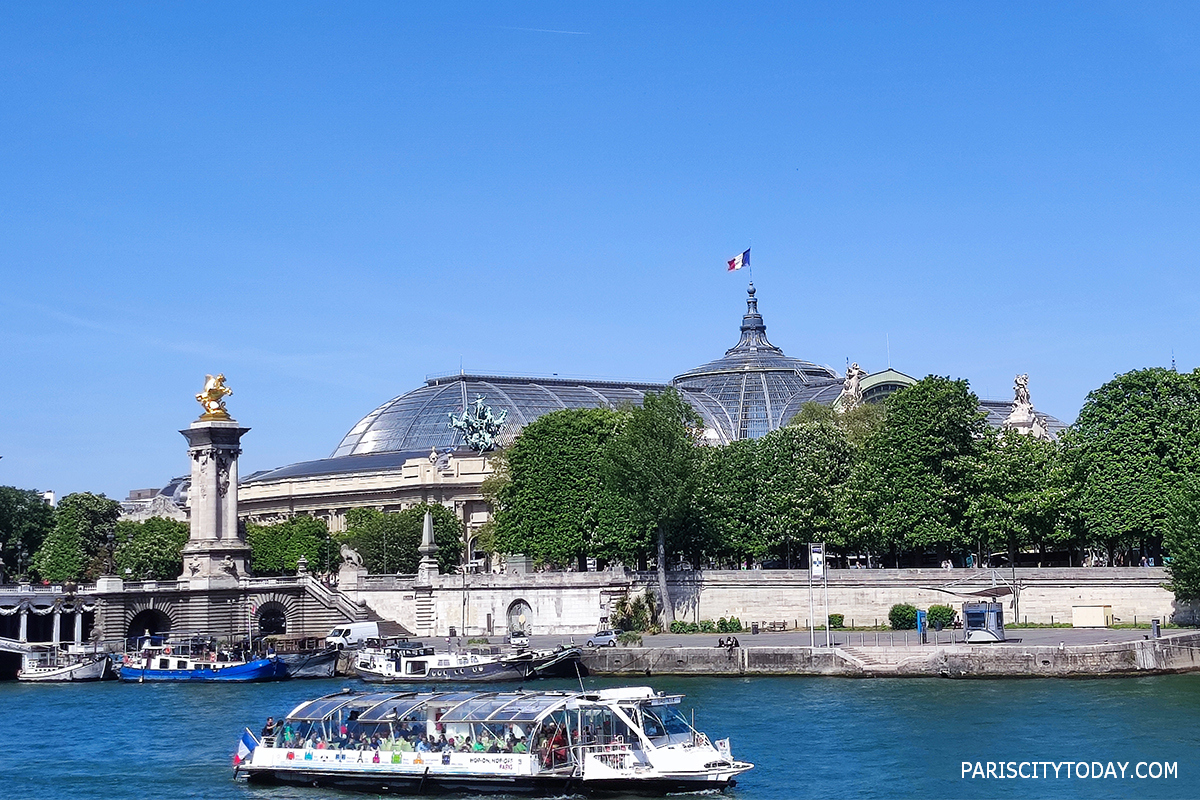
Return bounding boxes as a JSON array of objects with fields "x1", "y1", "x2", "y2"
[{"x1": 809, "y1": 543, "x2": 830, "y2": 648}]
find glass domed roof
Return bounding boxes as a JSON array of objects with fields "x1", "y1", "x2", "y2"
[
  {"x1": 330, "y1": 374, "x2": 667, "y2": 457},
  {"x1": 671, "y1": 283, "x2": 840, "y2": 440}
]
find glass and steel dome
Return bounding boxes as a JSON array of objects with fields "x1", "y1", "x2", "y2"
[
  {"x1": 671, "y1": 283, "x2": 841, "y2": 440},
  {"x1": 330, "y1": 374, "x2": 667, "y2": 457}
]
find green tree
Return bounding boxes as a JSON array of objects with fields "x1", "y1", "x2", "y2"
[
  {"x1": 491, "y1": 408, "x2": 634, "y2": 568},
  {"x1": 1164, "y1": 477, "x2": 1200, "y2": 603},
  {"x1": 339, "y1": 504, "x2": 463, "y2": 574},
  {"x1": 0, "y1": 486, "x2": 54, "y2": 576},
  {"x1": 246, "y1": 515, "x2": 332, "y2": 576},
  {"x1": 694, "y1": 438, "x2": 762, "y2": 565},
  {"x1": 1070, "y1": 368, "x2": 1200, "y2": 564},
  {"x1": 33, "y1": 492, "x2": 121, "y2": 582},
  {"x1": 1161, "y1": 474, "x2": 1200, "y2": 599},
  {"x1": 968, "y1": 429, "x2": 1064, "y2": 566},
  {"x1": 114, "y1": 517, "x2": 190, "y2": 580},
  {"x1": 840, "y1": 376, "x2": 986, "y2": 566},
  {"x1": 603, "y1": 388, "x2": 703, "y2": 623},
  {"x1": 757, "y1": 421, "x2": 853, "y2": 564}
]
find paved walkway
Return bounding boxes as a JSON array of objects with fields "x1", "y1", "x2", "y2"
[{"x1": 527, "y1": 626, "x2": 1155, "y2": 651}]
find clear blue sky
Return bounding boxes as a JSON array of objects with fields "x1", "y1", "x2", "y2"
[{"x1": 2, "y1": 3, "x2": 1198, "y2": 500}]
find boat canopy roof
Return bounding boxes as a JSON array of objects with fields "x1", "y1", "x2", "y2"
[{"x1": 285, "y1": 688, "x2": 682, "y2": 726}]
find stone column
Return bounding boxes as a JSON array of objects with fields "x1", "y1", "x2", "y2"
[
  {"x1": 180, "y1": 416, "x2": 252, "y2": 587},
  {"x1": 74, "y1": 609, "x2": 83, "y2": 645},
  {"x1": 52, "y1": 608, "x2": 61, "y2": 647}
]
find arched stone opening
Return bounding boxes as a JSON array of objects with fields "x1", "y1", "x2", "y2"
[
  {"x1": 127, "y1": 608, "x2": 172, "y2": 640},
  {"x1": 506, "y1": 599, "x2": 532, "y2": 634},
  {"x1": 257, "y1": 601, "x2": 288, "y2": 636}
]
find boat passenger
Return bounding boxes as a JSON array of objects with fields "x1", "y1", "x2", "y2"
[
  {"x1": 416, "y1": 735, "x2": 431, "y2": 752},
  {"x1": 513, "y1": 736, "x2": 528, "y2": 753}
]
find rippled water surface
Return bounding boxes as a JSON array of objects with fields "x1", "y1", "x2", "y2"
[{"x1": 3, "y1": 673, "x2": 1198, "y2": 799}]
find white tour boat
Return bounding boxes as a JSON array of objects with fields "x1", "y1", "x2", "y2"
[{"x1": 234, "y1": 686, "x2": 752, "y2": 794}]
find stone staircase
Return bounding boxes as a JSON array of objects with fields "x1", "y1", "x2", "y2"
[{"x1": 413, "y1": 588, "x2": 436, "y2": 636}]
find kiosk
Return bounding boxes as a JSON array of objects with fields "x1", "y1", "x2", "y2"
[{"x1": 963, "y1": 602, "x2": 1005, "y2": 643}]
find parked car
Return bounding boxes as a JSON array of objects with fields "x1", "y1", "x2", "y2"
[
  {"x1": 508, "y1": 630, "x2": 529, "y2": 647},
  {"x1": 587, "y1": 629, "x2": 623, "y2": 647}
]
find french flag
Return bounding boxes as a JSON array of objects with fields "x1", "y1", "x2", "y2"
[
  {"x1": 234, "y1": 728, "x2": 258, "y2": 765},
  {"x1": 727, "y1": 248, "x2": 750, "y2": 271}
]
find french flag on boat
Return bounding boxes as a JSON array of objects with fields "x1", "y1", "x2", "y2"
[{"x1": 234, "y1": 728, "x2": 258, "y2": 765}]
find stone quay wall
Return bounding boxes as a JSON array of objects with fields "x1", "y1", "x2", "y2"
[
  {"x1": 649, "y1": 567, "x2": 1186, "y2": 629},
  {"x1": 348, "y1": 567, "x2": 1190, "y2": 638},
  {"x1": 580, "y1": 630, "x2": 1200, "y2": 678}
]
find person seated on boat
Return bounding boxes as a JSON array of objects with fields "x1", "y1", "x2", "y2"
[
  {"x1": 457, "y1": 736, "x2": 471, "y2": 752},
  {"x1": 315, "y1": 737, "x2": 327, "y2": 750},
  {"x1": 513, "y1": 736, "x2": 528, "y2": 754},
  {"x1": 261, "y1": 717, "x2": 276, "y2": 738},
  {"x1": 471, "y1": 735, "x2": 487, "y2": 752},
  {"x1": 415, "y1": 734, "x2": 431, "y2": 752}
]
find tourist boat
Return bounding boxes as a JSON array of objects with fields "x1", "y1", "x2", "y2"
[
  {"x1": 233, "y1": 686, "x2": 753, "y2": 794},
  {"x1": 118, "y1": 635, "x2": 287, "y2": 682},
  {"x1": 353, "y1": 639, "x2": 583, "y2": 684},
  {"x1": 17, "y1": 645, "x2": 115, "y2": 682}
]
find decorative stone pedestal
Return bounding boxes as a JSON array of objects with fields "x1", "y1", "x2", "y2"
[{"x1": 179, "y1": 392, "x2": 252, "y2": 588}]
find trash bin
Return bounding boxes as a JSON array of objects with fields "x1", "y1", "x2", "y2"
[
  {"x1": 449, "y1": 626, "x2": 457, "y2": 638},
  {"x1": 751, "y1": 622, "x2": 760, "y2": 635},
  {"x1": 1152, "y1": 618, "x2": 1161, "y2": 638}
]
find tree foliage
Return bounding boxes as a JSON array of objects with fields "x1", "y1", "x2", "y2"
[
  {"x1": 841, "y1": 377, "x2": 986, "y2": 562},
  {"x1": 114, "y1": 517, "x2": 190, "y2": 580},
  {"x1": 1165, "y1": 477, "x2": 1200, "y2": 602},
  {"x1": 247, "y1": 515, "x2": 333, "y2": 576},
  {"x1": 968, "y1": 429, "x2": 1065, "y2": 563},
  {"x1": 33, "y1": 492, "x2": 121, "y2": 582},
  {"x1": 491, "y1": 408, "x2": 635, "y2": 568},
  {"x1": 603, "y1": 389, "x2": 703, "y2": 622},
  {"x1": 1069, "y1": 368, "x2": 1200, "y2": 559},
  {"x1": 339, "y1": 504, "x2": 463, "y2": 575},
  {"x1": 0, "y1": 486, "x2": 54, "y2": 576}
]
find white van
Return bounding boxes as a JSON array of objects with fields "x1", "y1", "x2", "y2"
[{"x1": 326, "y1": 621, "x2": 380, "y2": 649}]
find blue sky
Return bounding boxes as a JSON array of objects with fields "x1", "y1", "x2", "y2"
[{"x1": 2, "y1": 3, "x2": 1198, "y2": 499}]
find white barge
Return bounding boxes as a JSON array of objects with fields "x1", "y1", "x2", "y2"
[{"x1": 235, "y1": 686, "x2": 752, "y2": 794}]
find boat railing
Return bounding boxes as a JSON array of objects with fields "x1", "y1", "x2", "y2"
[{"x1": 575, "y1": 741, "x2": 637, "y2": 771}]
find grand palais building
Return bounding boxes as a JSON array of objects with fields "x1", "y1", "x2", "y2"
[{"x1": 129, "y1": 284, "x2": 1064, "y2": 564}]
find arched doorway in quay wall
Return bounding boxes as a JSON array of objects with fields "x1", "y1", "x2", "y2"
[
  {"x1": 257, "y1": 602, "x2": 288, "y2": 636},
  {"x1": 507, "y1": 599, "x2": 531, "y2": 634},
  {"x1": 126, "y1": 608, "x2": 172, "y2": 640}
]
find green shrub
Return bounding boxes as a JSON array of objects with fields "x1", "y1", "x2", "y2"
[
  {"x1": 684, "y1": 621, "x2": 699, "y2": 634},
  {"x1": 889, "y1": 603, "x2": 918, "y2": 630},
  {"x1": 669, "y1": 621, "x2": 688, "y2": 634},
  {"x1": 828, "y1": 613, "x2": 845, "y2": 629},
  {"x1": 616, "y1": 631, "x2": 642, "y2": 647},
  {"x1": 926, "y1": 605, "x2": 956, "y2": 630},
  {"x1": 697, "y1": 619, "x2": 717, "y2": 633},
  {"x1": 716, "y1": 617, "x2": 729, "y2": 633},
  {"x1": 727, "y1": 617, "x2": 742, "y2": 632},
  {"x1": 467, "y1": 637, "x2": 490, "y2": 644}
]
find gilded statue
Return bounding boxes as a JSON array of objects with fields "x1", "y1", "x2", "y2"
[{"x1": 196, "y1": 374, "x2": 233, "y2": 419}]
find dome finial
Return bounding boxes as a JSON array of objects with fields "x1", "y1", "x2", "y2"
[{"x1": 747, "y1": 282, "x2": 756, "y2": 297}]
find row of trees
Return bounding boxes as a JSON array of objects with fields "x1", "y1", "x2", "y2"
[
  {"x1": 484, "y1": 369, "x2": 1200, "y2": 605},
  {"x1": 0, "y1": 486, "x2": 465, "y2": 584}
]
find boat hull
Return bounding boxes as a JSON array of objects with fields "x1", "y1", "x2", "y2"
[
  {"x1": 119, "y1": 656, "x2": 286, "y2": 682},
  {"x1": 18, "y1": 655, "x2": 114, "y2": 682},
  {"x1": 278, "y1": 648, "x2": 339, "y2": 679},
  {"x1": 245, "y1": 766, "x2": 737, "y2": 796},
  {"x1": 356, "y1": 660, "x2": 528, "y2": 683}
]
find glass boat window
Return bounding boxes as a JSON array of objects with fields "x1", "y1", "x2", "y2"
[{"x1": 638, "y1": 705, "x2": 693, "y2": 740}]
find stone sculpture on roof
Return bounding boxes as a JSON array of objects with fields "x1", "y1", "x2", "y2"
[
  {"x1": 837, "y1": 362, "x2": 868, "y2": 412},
  {"x1": 449, "y1": 395, "x2": 508, "y2": 452},
  {"x1": 1004, "y1": 372, "x2": 1052, "y2": 439}
]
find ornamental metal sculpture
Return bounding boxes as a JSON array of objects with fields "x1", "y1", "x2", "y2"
[
  {"x1": 195, "y1": 373, "x2": 233, "y2": 419},
  {"x1": 449, "y1": 395, "x2": 508, "y2": 452}
]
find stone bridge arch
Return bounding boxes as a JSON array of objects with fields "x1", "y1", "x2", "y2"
[{"x1": 126, "y1": 605, "x2": 175, "y2": 640}]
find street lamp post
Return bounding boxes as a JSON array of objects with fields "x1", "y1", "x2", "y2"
[{"x1": 106, "y1": 531, "x2": 116, "y2": 575}]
